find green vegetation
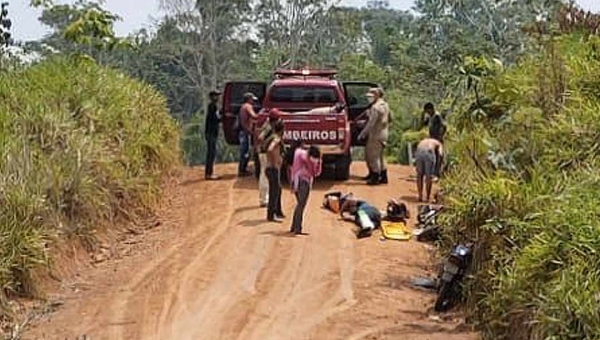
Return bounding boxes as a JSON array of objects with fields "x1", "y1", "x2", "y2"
[
  {"x1": 3, "y1": 0, "x2": 600, "y2": 338},
  {"x1": 21, "y1": 0, "x2": 556, "y2": 166},
  {"x1": 440, "y1": 25, "x2": 600, "y2": 340},
  {"x1": 0, "y1": 58, "x2": 180, "y2": 301}
]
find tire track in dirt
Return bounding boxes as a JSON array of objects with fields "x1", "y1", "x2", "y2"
[
  {"x1": 108, "y1": 174, "x2": 236, "y2": 340},
  {"x1": 25, "y1": 164, "x2": 480, "y2": 340}
]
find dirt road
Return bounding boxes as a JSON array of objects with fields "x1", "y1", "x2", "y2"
[{"x1": 26, "y1": 163, "x2": 479, "y2": 340}]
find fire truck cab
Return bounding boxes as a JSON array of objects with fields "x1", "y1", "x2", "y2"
[{"x1": 222, "y1": 68, "x2": 379, "y2": 180}]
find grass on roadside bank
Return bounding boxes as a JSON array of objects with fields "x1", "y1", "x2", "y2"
[
  {"x1": 0, "y1": 58, "x2": 180, "y2": 313},
  {"x1": 439, "y1": 34, "x2": 600, "y2": 339}
]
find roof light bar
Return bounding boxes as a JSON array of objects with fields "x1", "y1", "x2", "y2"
[{"x1": 274, "y1": 68, "x2": 338, "y2": 78}]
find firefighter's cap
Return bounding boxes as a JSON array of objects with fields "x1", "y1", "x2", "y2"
[
  {"x1": 244, "y1": 92, "x2": 258, "y2": 101},
  {"x1": 367, "y1": 87, "x2": 384, "y2": 97}
]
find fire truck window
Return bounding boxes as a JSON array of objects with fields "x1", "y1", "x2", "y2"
[
  {"x1": 345, "y1": 87, "x2": 369, "y2": 108},
  {"x1": 229, "y1": 83, "x2": 265, "y2": 104},
  {"x1": 270, "y1": 87, "x2": 338, "y2": 103}
]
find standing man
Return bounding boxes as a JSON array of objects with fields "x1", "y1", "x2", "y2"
[
  {"x1": 205, "y1": 89, "x2": 221, "y2": 180},
  {"x1": 238, "y1": 92, "x2": 259, "y2": 177},
  {"x1": 423, "y1": 102, "x2": 447, "y2": 177},
  {"x1": 423, "y1": 102, "x2": 446, "y2": 143},
  {"x1": 257, "y1": 108, "x2": 282, "y2": 207},
  {"x1": 414, "y1": 137, "x2": 443, "y2": 202},
  {"x1": 358, "y1": 87, "x2": 390, "y2": 185},
  {"x1": 265, "y1": 120, "x2": 286, "y2": 222}
]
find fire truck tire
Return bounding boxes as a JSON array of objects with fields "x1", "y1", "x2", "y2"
[{"x1": 334, "y1": 154, "x2": 351, "y2": 181}]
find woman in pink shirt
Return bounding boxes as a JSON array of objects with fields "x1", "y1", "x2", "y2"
[{"x1": 290, "y1": 143, "x2": 322, "y2": 235}]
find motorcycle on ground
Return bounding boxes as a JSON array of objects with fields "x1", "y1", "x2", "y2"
[
  {"x1": 413, "y1": 204, "x2": 444, "y2": 242},
  {"x1": 434, "y1": 241, "x2": 474, "y2": 312}
]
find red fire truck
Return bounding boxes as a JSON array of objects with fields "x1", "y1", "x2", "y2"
[{"x1": 221, "y1": 68, "x2": 379, "y2": 180}]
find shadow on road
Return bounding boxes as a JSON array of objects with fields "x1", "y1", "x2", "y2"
[
  {"x1": 240, "y1": 219, "x2": 269, "y2": 227},
  {"x1": 259, "y1": 230, "x2": 297, "y2": 238},
  {"x1": 399, "y1": 195, "x2": 420, "y2": 204},
  {"x1": 233, "y1": 205, "x2": 261, "y2": 215}
]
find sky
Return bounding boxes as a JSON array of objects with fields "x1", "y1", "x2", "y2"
[{"x1": 7, "y1": 0, "x2": 600, "y2": 42}]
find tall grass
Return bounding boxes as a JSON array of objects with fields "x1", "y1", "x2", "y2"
[
  {"x1": 441, "y1": 34, "x2": 600, "y2": 339},
  {"x1": 0, "y1": 58, "x2": 180, "y2": 301}
]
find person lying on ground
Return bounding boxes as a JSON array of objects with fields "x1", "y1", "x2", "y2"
[
  {"x1": 290, "y1": 144, "x2": 322, "y2": 236},
  {"x1": 339, "y1": 193, "x2": 382, "y2": 237},
  {"x1": 415, "y1": 138, "x2": 443, "y2": 203}
]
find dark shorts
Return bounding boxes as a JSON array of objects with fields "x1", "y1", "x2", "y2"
[{"x1": 415, "y1": 149, "x2": 436, "y2": 176}]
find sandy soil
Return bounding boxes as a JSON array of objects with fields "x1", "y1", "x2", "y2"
[{"x1": 25, "y1": 163, "x2": 479, "y2": 340}]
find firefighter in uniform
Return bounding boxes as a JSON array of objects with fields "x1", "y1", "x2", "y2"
[{"x1": 358, "y1": 87, "x2": 390, "y2": 185}]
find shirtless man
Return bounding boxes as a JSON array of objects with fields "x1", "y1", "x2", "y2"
[
  {"x1": 265, "y1": 120, "x2": 285, "y2": 222},
  {"x1": 238, "y1": 93, "x2": 259, "y2": 176},
  {"x1": 415, "y1": 138, "x2": 443, "y2": 202}
]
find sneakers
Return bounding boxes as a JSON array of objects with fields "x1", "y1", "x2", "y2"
[{"x1": 205, "y1": 174, "x2": 221, "y2": 180}]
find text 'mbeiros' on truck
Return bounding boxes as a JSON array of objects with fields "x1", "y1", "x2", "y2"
[{"x1": 222, "y1": 68, "x2": 379, "y2": 181}]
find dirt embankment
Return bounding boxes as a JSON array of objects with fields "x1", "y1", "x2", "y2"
[{"x1": 25, "y1": 163, "x2": 479, "y2": 340}]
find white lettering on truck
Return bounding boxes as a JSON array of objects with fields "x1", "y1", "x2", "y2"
[{"x1": 283, "y1": 130, "x2": 337, "y2": 141}]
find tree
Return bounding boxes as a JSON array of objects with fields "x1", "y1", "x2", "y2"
[
  {"x1": 26, "y1": 0, "x2": 129, "y2": 62},
  {"x1": 0, "y1": 2, "x2": 11, "y2": 47},
  {"x1": 254, "y1": 0, "x2": 335, "y2": 68},
  {"x1": 159, "y1": 0, "x2": 253, "y2": 93}
]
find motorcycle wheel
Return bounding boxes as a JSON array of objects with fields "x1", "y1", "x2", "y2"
[{"x1": 434, "y1": 281, "x2": 455, "y2": 312}]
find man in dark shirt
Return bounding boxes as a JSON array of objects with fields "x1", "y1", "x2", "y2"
[
  {"x1": 423, "y1": 102, "x2": 446, "y2": 143},
  {"x1": 422, "y1": 102, "x2": 446, "y2": 177},
  {"x1": 205, "y1": 90, "x2": 221, "y2": 180}
]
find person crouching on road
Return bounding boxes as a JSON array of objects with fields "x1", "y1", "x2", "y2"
[
  {"x1": 358, "y1": 87, "x2": 390, "y2": 185},
  {"x1": 205, "y1": 89, "x2": 222, "y2": 180},
  {"x1": 290, "y1": 144, "x2": 322, "y2": 235},
  {"x1": 257, "y1": 108, "x2": 282, "y2": 208},
  {"x1": 238, "y1": 92, "x2": 259, "y2": 177},
  {"x1": 266, "y1": 120, "x2": 286, "y2": 222},
  {"x1": 415, "y1": 137, "x2": 443, "y2": 203}
]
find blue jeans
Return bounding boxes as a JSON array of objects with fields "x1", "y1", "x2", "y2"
[
  {"x1": 291, "y1": 180, "x2": 310, "y2": 234},
  {"x1": 238, "y1": 130, "x2": 250, "y2": 174}
]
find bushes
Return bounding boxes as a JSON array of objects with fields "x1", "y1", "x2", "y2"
[
  {"x1": 440, "y1": 35, "x2": 600, "y2": 339},
  {"x1": 0, "y1": 58, "x2": 180, "y2": 298}
]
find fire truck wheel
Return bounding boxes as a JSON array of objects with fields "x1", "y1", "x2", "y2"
[{"x1": 334, "y1": 154, "x2": 351, "y2": 181}]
